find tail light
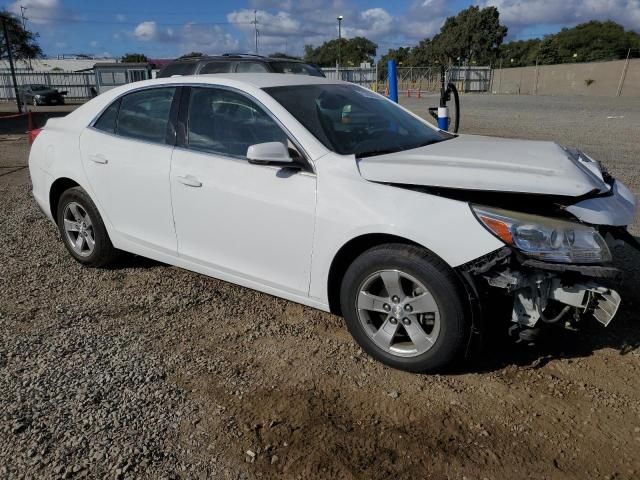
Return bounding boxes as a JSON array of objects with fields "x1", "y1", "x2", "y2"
[{"x1": 28, "y1": 128, "x2": 42, "y2": 146}]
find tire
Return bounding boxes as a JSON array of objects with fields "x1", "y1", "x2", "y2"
[
  {"x1": 56, "y1": 187, "x2": 117, "y2": 267},
  {"x1": 340, "y1": 243, "x2": 470, "y2": 373}
]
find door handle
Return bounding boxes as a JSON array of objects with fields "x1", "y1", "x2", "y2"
[
  {"x1": 176, "y1": 175, "x2": 202, "y2": 188},
  {"x1": 88, "y1": 154, "x2": 108, "y2": 164}
]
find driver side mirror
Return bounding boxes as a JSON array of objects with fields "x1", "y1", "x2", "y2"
[{"x1": 246, "y1": 142, "x2": 296, "y2": 167}]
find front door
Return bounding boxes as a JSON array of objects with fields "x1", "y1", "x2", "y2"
[{"x1": 170, "y1": 86, "x2": 316, "y2": 295}]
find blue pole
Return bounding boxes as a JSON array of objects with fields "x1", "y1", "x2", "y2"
[{"x1": 387, "y1": 60, "x2": 398, "y2": 103}]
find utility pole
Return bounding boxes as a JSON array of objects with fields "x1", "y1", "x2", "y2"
[
  {"x1": 20, "y1": 6, "x2": 27, "y2": 29},
  {"x1": 2, "y1": 17, "x2": 23, "y2": 113},
  {"x1": 336, "y1": 15, "x2": 343, "y2": 75},
  {"x1": 251, "y1": 10, "x2": 259, "y2": 55},
  {"x1": 19, "y1": 6, "x2": 32, "y2": 69}
]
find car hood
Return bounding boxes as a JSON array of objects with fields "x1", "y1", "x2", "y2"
[{"x1": 357, "y1": 134, "x2": 610, "y2": 197}]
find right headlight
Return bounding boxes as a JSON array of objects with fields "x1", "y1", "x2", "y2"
[{"x1": 471, "y1": 205, "x2": 611, "y2": 264}]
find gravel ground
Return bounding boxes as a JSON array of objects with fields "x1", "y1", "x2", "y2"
[{"x1": 1, "y1": 95, "x2": 640, "y2": 479}]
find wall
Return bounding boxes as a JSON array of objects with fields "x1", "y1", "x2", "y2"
[{"x1": 491, "y1": 59, "x2": 639, "y2": 97}]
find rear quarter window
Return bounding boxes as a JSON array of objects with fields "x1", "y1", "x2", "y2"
[{"x1": 93, "y1": 99, "x2": 121, "y2": 134}]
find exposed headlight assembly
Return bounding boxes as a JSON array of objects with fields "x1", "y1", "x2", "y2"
[{"x1": 472, "y1": 205, "x2": 611, "y2": 264}]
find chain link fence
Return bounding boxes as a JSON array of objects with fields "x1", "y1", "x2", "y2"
[{"x1": 0, "y1": 70, "x2": 96, "y2": 101}]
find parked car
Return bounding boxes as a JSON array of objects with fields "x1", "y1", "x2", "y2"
[
  {"x1": 157, "y1": 53, "x2": 325, "y2": 78},
  {"x1": 18, "y1": 84, "x2": 66, "y2": 106},
  {"x1": 28, "y1": 74, "x2": 638, "y2": 372}
]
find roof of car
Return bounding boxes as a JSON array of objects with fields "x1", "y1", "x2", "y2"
[
  {"x1": 169, "y1": 54, "x2": 309, "y2": 63},
  {"x1": 147, "y1": 73, "x2": 345, "y2": 89}
]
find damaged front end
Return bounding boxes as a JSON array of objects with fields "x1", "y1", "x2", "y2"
[
  {"x1": 477, "y1": 250, "x2": 620, "y2": 329},
  {"x1": 460, "y1": 237, "x2": 629, "y2": 342}
]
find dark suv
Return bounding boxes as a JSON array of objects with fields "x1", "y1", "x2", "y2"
[{"x1": 157, "y1": 53, "x2": 325, "y2": 78}]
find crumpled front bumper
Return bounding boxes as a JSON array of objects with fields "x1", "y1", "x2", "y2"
[{"x1": 460, "y1": 246, "x2": 628, "y2": 330}]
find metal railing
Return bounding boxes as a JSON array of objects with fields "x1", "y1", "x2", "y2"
[
  {"x1": 0, "y1": 70, "x2": 96, "y2": 101},
  {"x1": 323, "y1": 65, "x2": 492, "y2": 94}
]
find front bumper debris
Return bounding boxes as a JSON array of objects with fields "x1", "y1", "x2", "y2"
[{"x1": 460, "y1": 247, "x2": 624, "y2": 330}]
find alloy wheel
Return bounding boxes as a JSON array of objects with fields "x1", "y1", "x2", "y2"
[
  {"x1": 62, "y1": 202, "x2": 96, "y2": 257},
  {"x1": 356, "y1": 269, "x2": 441, "y2": 357}
]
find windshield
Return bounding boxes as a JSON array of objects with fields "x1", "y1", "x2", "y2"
[
  {"x1": 269, "y1": 61, "x2": 325, "y2": 77},
  {"x1": 30, "y1": 84, "x2": 49, "y2": 91},
  {"x1": 264, "y1": 84, "x2": 449, "y2": 157}
]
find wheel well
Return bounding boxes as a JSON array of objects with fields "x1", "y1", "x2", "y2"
[
  {"x1": 49, "y1": 178, "x2": 79, "y2": 223},
  {"x1": 326, "y1": 233, "x2": 420, "y2": 316}
]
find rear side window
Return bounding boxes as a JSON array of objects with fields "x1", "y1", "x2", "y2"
[
  {"x1": 116, "y1": 88, "x2": 176, "y2": 144},
  {"x1": 93, "y1": 99, "x2": 120, "y2": 133},
  {"x1": 235, "y1": 62, "x2": 269, "y2": 73},
  {"x1": 157, "y1": 62, "x2": 196, "y2": 78},
  {"x1": 200, "y1": 62, "x2": 233, "y2": 74},
  {"x1": 269, "y1": 61, "x2": 325, "y2": 77}
]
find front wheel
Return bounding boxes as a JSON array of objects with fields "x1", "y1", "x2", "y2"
[
  {"x1": 56, "y1": 187, "x2": 117, "y2": 267},
  {"x1": 340, "y1": 244, "x2": 470, "y2": 373}
]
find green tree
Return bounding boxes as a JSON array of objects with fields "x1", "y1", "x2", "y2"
[
  {"x1": 179, "y1": 51, "x2": 204, "y2": 58},
  {"x1": 378, "y1": 46, "x2": 411, "y2": 79},
  {"x1": 498, "y1": 21, "x2": 640, "y2": 67},
  {"x1": 498, "y1": 39, "x2": 542, "y2": 67},
  {"x1": 268, "y1": 52, "x2": 301, "y2": 60},
  {"x1": 304, "y1": 36, "x2": 377, "y2": 67},
  {"x1": 0, "y1": 10, "x2": 42, "y2": 60},
  {"x1": 430, "y1": 6, "x2": 507, "y2": 64},
  {"x1": 121, "y1": 53, "x2": 148, "y2": 63}
]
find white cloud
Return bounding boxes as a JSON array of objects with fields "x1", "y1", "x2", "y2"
[
  {"x1": 8, "y1": 0, "x2": 65, "y2": 24},
  {"x1": 131, "y1": 21, "x2": 238, "y2": 54},
  {"x1": 181, "y1": 23, "x2": 239, "y2": 53},
  {"x1": 89, "y1": 40, "x2": 99, "y2": 48},
  {"x1": 483, "y1": 0, "x2": 640, "y2": 31},
  {"x1": 344, "y1": 8, "x2": 395, "y2": 38},
  {"x1": 115, "y1": 14, "x2": 126, "y2": 22},
  {"x1": 133, "y1": 21, "x2": 175, "y2": 42},
  {"x1": 227, "y1": 5, "x2": 400, "y2": 55}
]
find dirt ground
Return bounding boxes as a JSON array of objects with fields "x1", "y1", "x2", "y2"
[{"x1": 1, "y1": 95, "x2": 639, "y2": 479}]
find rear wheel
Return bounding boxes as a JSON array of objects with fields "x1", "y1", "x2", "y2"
[
  {"x1": 340, "y1": 244, "x2": 470, "y2": 373},
  {"x1": 56, "y1": 187, "x2": 117, "y2": 267}
]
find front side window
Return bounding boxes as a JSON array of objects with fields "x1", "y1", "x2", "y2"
[
  {"x1": 264, "y1": 84, "x2": 450, "y2": 157},
  {"x1": 186, "y1": 87, "x2": 287, "y2": 158},
  {"x1": 235, "y1": 62, "x2": 269, "y2": 73},
  {"x1": 115, "y1": 87, "x2": 176, "y2": 143}
]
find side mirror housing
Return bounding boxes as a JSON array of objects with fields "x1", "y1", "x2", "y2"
[{"x1": 246, "y1": 142, "x2": 296, "y2": 167}]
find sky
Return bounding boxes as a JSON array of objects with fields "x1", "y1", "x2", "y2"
[{"x1": 5, "y1": 0, "x2": 640, "y2": 59}]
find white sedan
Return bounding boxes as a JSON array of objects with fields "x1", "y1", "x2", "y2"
[{"x1": 28, "y1": 74, "x2": 637, "y2": 372}]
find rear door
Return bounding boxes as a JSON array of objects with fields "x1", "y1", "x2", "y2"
[{"x1": 79, "y1": 87, "x2": 180, "y2": 253}]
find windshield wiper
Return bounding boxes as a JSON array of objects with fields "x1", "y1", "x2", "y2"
[
  {"x1": 356, "y1": 148, "x2": 401, "y2": 158},
  {"x1": 356, "y1": 140, "x2": 442, "y2": 159}
]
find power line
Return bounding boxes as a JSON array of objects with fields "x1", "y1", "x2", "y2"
[{"x1": 24, "y1": 14, "x2": 254, "y2": 27}]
